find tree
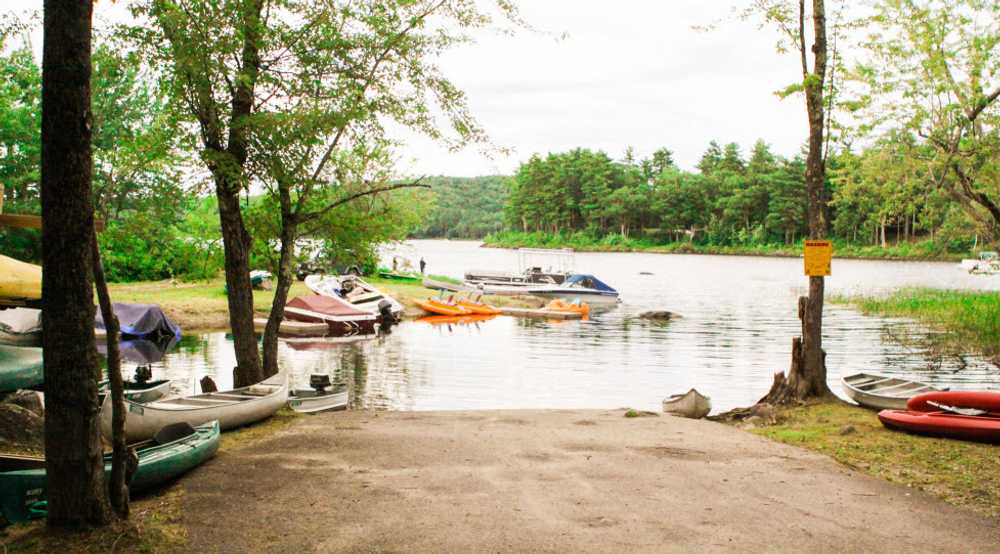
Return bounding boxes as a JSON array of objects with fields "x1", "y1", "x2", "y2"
[
  {"x1": 856, "y1": 0, "x2": 1000, "y2": 243},
  {"x1": 749, "y1": 0, "x2": 833, "y2": 402},
  {"x1": 697, "y1": 140, "x2": 723, "y2": 175},
  {"x1": 40, "y1": 0, "x2": 111, "y2": 526}
]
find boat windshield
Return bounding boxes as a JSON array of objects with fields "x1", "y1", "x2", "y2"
[{"x1": 563, "y1": 274, "x2": 616, "y2": 292}]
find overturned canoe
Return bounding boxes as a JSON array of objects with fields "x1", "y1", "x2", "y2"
[
  {"x1": 0, "y1": 345, "x2": 43, "y2": 393},
  {"x1": 841, "y1": 372, "x2": 941, "y2": 411},
  {"x1": 0, "y1": 420, "x2": 220, "y2": 525},
  {"x1": 0, "y1": 255, "x2": 41, "y2": 304},
  {"x1": 662, "y1": 388, "x2": 712, "y2": 419},
  {"x1": 100, "y1": 373, "x2": 288, "y2": 441}
]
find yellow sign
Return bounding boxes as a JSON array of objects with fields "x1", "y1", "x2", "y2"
[{"x1": 804, "y1": 240, "x2": 832, "y2": 276}]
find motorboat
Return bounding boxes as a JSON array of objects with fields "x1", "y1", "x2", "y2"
[
  {"x1": 288, "y1": 374, "x2": 349, "y2": 414},
  {"x1": 841, "y1": 372, "x2": 942, "y2": 411},
  {"x1": 960, "y1": 251, "x2": 999, "y2": 274},
  {"x1": 464, "y1": 248, "x2": 574, "y2": 288},
  {"x1": 283, "y1": 295, "x2": 378, "y2": 337},
  {"x1": 95, "y1": 303, "x2": 181, "y2": 341},
  {"x1": 526, "y1": 274, "x2": 621, "y2": 305},
  {"x1": 305, "y1": 274, "x2": 403, "y2": 321}
]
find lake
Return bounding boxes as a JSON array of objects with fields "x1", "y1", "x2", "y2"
[{"x1": 142, "y1": 240, "x2": 1000, "y2": 413}]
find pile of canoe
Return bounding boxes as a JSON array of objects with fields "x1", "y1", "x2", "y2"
[{"x1": 415, "y1": 295, "x2": 501, "y2": 317}]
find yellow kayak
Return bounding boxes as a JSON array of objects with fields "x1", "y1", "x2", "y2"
[{"x1": 0, "y1": 254, "x2": 42, "y2": 301}]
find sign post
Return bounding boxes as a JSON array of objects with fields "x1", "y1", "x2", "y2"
[{"x1": 803, "y1": 240, "x2": 832, "y2": 276}]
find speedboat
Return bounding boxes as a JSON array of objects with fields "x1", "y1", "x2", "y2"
[
  {"x1": 283, "y1": 295, "x2": 378, "y2": 337},
  {"x1": 304, "y1": 274, "x2": 403, "y2": 321},
  {"x1": 464, "y1": 248, "x2": 574, "y2": 288},
  {"x1": 526, "y1": 274, "x2": 621, "y2": 305}
]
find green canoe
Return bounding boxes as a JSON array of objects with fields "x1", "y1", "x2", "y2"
[
  {"x1": 0, "y1": 345, "x2": 43, "y2": 393},
  {"x1": 0, "y1": 420, "x2": 220, "y2": 526},
  {"x1": 378, "y1": 270, "x2": 420, "y2": 282}
]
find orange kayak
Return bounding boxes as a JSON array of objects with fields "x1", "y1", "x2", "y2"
[
  {"x1": 545, "y1": 299, "x2": 590, "y2": 317},
  {"x1": 456, "y1": 299, "x2": 501, "y2": 315},
  {"x1": 414, "y1": 298, "x2": 471, "y2": 316}
]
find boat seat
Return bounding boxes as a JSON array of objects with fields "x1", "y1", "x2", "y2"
[
  {"x1": 153, "y1": 422, "x2": 196, "y2": 446},
  {"x1": 245, "y1": 385, "x2": 279, "y2": 396}
]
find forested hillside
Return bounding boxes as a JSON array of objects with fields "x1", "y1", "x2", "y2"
[
  {"x1": 489, "y1": 138, "x2": 988, "y2": 257},
  {"x1": 411, "y1": 176, "x2": 509, "y2": 239}
]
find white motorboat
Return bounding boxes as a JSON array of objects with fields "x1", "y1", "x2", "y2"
[
  {"x1": 304, "y1": 274, "x2": 403, "y2": 320},
  {"x1": 288, "y1": 375, "x2": 349, "y2": 414},
  {"x1": 526, "y1": 274, "x2": 621, "y2": 305},
  {"x1": 464, "y1": 248, "x2": 574, "y2": 288}
]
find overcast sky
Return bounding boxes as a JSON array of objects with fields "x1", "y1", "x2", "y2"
[{"x1": 10, "y1": 0, "x2": 810, "y2": 176}]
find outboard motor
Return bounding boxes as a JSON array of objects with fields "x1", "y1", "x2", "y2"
[
  {"x1": 310, "y1": 374, "x2": 332, "y2": 394},
  {"x1": 133, "y1": 365, "x2": 153, "y2": 385},
  {"x1": 378, "y1": 299, "x2": 396, "y2": 327}
]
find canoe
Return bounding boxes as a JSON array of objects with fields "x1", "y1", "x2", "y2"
[
  {"x1": 0, "y1": 420, "x2": 220, "y2": 525},
  {"x1": 288, "y1": 386, "x2": 349, "y2": 414},
  {"x1": 662, "y1": 388, "x2": 712, "y2": 419},
  {"x1": 414, "y1": 298, "x2": 471, "y2": 316},
  {"x1": 100, "y1": 372, "x2": 288, "y2": 441},
  {"x1": 378, "y1": 271, "x2": 420, "y2": 282},
  {"x1": 877, "y1": 410, "x2": 1000, "y2": 444},
  {"x1": 0, "y1": 308, "x2": 42, "y2": 347},
  {"x1": 840, "y1": 372, "x2": 941, "y2": 411},
  {"x1": 0, "y1": 255, "x2": 41, "y2": 303},
  {"x1": 906, "y1": 390, "x2": 1000, "y2": 414},
  {"x1": 0, "y1": 345, "x2": 43, "y2": 393},
  {"x1": 99, "y1": 379, "x2": 173, "y2": 404},
  {"x1": 456, "y1": 299, "x2": 501, "y2": 315}
]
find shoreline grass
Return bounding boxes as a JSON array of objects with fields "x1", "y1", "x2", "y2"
[
  {"x1": 833, "y1": 288, "x2": 1000, "y2": 358},
  {"x1": 482, "y1": 231, "x2": 972, "y2": 262},
  {"x1": 745, "y1": 402, "x2": 999, "y2": 520}
]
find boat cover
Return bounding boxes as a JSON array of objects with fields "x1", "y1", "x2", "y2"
[
  {"x1": 286, "y1": 296, "x2": 370, "y2": 317},
  {"x1": 0, "y1": 308, "x2": 42, "y2": 335},
  {"x1": 563, "y1": 274, "x2": 617, "y2": 292},
  {"x1": 0, "y1": 254, "x2": 42, "y2": 301},
  {"x1": 95, "y1": 303, "x2": 181, "y2": 340}
]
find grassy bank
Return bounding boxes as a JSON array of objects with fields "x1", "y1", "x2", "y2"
[
  {"x1": 748, "y1": 402, "x2": 999, "y2": 520},
  {"x1": 108, "y1": 274, "x2": 540, "y2": 331},
  {"x1": 834, "y1": 288, "x2": 1000, "y2": 358},
  {"x1": 483, "y1": 231, "x2": 970, "y2": 261}
]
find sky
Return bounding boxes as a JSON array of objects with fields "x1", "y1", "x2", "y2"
[{"x1": 8, "y1": 0, "x2": 811, "y2": 176}]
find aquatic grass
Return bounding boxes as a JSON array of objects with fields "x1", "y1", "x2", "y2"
[
  {"x1": 836, "y1": 288, "x2": 1000, "y2": 357},
  {"x1": 749, "y1": 402, "x2": 1000, "y2": 520}
]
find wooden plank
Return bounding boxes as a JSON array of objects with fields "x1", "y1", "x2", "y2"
[
  {"x1": 0, "y1": 213, "x2": 105, "y2": 231},
  {"x1": 422, "y1": 278, "x2": 474, "y2": 293},
  {"x1": 499, "y1": 307, "x2": 582, "y2": 320},
  {"x1": 253, "y1": 317, "x2": 329, "y2": 337}
]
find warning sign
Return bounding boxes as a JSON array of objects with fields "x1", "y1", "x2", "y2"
[{"x1": 804, "y1": 240, "x2": 832, "y2": 276}]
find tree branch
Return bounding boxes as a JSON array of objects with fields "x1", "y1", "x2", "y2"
[{"x1": 298, "y1": 180, "x2": 430, "y2": 225}]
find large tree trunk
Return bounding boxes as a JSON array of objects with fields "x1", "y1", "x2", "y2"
[
  {"x1": 40, "y1": 0, "x2": 111, "y2": 527},
  {"x1": 217, "y1": 186, "x2": 262, "y2": 387}
]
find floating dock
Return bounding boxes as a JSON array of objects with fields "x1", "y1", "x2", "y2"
[
  {"x1": 253, "y1": 318, "x2": 329, "y2": 337},
  {"x1": 421, "y1": 278, "x2": 474, "y2": 293},
  {"x1": 498, "y1": 307, "x2": 583, "y2": 320}
]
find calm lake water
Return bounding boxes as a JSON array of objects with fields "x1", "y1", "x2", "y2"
[{"x1": 138, "y1": 240, "x2": 999, "y2": 413}]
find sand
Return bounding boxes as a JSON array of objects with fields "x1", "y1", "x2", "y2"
[{"x1": 181, "y1": 409, "x2": 999, "y2": 553}]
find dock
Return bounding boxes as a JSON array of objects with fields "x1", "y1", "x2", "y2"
[
  {"x1": 421, "y1": 278, "x2": 474, "y2": 293},
  {"x1": 498, "y1": 307, "x2": 582, "y2": 320},
  {"x1": 253, "y1": 317, "x2": 329, "y2": 337}
]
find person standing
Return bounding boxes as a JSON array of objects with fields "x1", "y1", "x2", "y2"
[{"x1": 419, "y1": 257, "x2": 426, "y2": 274}]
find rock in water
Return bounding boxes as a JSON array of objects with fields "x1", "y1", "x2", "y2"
[
  {"x1": 639, "y1": 311, "x2": 676, "y2": 321},
  {"x1": 0, "y1": 403, "x2": 44, "y2": 450}
]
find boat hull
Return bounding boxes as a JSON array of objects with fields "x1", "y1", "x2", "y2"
[
  {"x1": 878, "y1": 410, "x2": 1000, "y2": 443},
  {"x1": 288, "y1": 388, "x2": 349, "y2": 414},
  {"x1": 415, "y1": 299, "x2": 471, "y2": 316},
  {"x1": 528, "y1": 289, "x2": 621, "y2": 305},
  {"x1": 0, "y1": 345, "x2": 43, "y2": 393},
  {"x1": 283, "y1": 307, "x2": 378, "y2": 337},
  {"x1": 840, "y1": 372, "x2": 940, "y2": 411},
  {"x1": 100, "y1": 374, "x2": 288, "y2": 441},
  {"x1": 0, "y1": 420, "x2": 220, "y2": 525}
]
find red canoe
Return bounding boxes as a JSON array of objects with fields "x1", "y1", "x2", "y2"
[
  {"x1": 878, "y1": 409, "x2": 1000, "y2": 443},
  {"x1": 906, "y1": 391, "x2": 1000, "y2": 414}
]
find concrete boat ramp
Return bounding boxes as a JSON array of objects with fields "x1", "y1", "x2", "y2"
[{"x1": 181, "y1": 409, "x2": 998, "y2": 553}]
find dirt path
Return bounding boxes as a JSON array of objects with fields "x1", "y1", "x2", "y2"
[{"x1": 182, "y1": 409, "x2": 998, "y2": 553}]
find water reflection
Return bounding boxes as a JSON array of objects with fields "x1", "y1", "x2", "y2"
[{"x1": 106, "y1": 241, "x2": 1000, "y2": 412}]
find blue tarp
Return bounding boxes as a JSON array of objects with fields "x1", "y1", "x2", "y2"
[
  {"x1": 95, "y1": 303, "x2": 181, "y2": 340},
  {"x1": 563, "y1": 274, "x2": 617, "y2": 292}
]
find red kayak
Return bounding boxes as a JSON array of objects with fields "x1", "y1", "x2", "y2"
[
  {"x1": 878, "y1": 410, "x2": 1000, "y2": 443},
  {"x1": 906, "y1": 391, "x2": 1000, "y2": 414}
]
